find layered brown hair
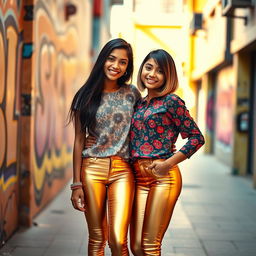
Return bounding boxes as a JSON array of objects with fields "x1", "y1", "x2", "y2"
[{"x1": 137, "y1": 49, "x2": 178, "y2": 97}]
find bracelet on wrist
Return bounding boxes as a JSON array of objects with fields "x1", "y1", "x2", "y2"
[
  {"x1": 70, "y1": 182, "x2": 82, "y2": 190},
  {"x1": 71, "y1": 186, "x2": 82, "y2": 190}
]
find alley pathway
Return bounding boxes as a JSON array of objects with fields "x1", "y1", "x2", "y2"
[{"x1": 1, "y1": 154, "x2": 256, "y2": 256}]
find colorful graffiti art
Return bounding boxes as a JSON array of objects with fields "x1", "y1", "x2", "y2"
[
  {"x1": 1, "y1": 0, "x2": 91, "y2": 230},
  {"x1": 206, "y1": 90, "x2": 214, "y2": 133},
  {"x1": 31, "y1": 0, "x2": 81, "y2": 212},
  {"x1": 0, "y1": 0, "x2": 21, "y2": 245},
  {"x1": 215, "y1": 67, "x2": 235, "y2": 147}
]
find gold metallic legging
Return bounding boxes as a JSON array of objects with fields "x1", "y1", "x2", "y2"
[
  {"x1": 81, "y1": 156, "x2": 134, "y2": 256},
  {"x1": 130, "y1": 159, "x2": 182, "y2": 256}
]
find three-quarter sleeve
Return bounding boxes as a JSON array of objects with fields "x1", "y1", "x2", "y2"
[{"x1": 165, "y1": 94, "x2": 205, "y2": 158}]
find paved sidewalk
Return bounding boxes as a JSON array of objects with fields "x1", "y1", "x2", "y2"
[{"x1": 1, "y1": 154, "x2": 256, "y2": 256}]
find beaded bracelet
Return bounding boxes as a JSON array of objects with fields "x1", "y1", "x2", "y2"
[{"x1": 70, "y1": 182, "x2": 82, "y2": 190}]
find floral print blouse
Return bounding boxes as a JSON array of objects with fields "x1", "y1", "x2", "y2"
[
  {"x1": 82, "y1": 84, "x2": 141, "y2": 159},
  {"x1": 130, "y1": 93, "x2": 205, "y2": 161}
]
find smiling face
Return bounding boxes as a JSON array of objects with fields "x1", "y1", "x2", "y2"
[
  {"x1": 141, "y1": 58, "x2": 165, "y2": 90},
  {"x1": 104, "y1": 48, "x2": 129, "y2": 82}
]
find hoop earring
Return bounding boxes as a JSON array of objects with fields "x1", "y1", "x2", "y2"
[{"x1": 124, "y1": 71, "x2": 127, "y2": 76}]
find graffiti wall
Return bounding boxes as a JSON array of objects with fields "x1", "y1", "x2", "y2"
[
  {"x1": 1, "y1": 0, "x2": 92, "y2": 241},
  {"x1": 215, "y1": 66, "x2": 235, "y2": 165},
  {"x1": 205, "y1": 84, "x2": 215, "y2": 154},
  {"x1": 0, "y1": 0, "x2": 22, "y2": 245},
  {"x1": 20, "y1": 0, "x2": 92, "y2": 223}
]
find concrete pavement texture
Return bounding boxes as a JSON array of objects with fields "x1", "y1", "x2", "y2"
[{"x1": 1, "y1": 154, "x2": 256, "y2": 256}]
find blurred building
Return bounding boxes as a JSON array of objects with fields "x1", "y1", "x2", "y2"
[
  {"x1": 187, "y1": 0, "x2": 256, "y2": 187},
  {"x1": 111, "y1": 0, "x2": 197, "y2": 111},
  {"x1": 0, "y1": 0, "x2": 114, "y2": 246}
]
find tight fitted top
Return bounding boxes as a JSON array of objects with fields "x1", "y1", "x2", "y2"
[
  {"x1": 82, "y1": 84, "x2": 141, "y2": 159},
  {"x1": 130, "y1": 94, "x2": 205, "y2": 161}
]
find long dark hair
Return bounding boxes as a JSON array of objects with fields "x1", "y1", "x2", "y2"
[
  {"x1": 68, "y1": 38, "x2": 133, "y2": 136},
  {"x1": 137, "y1": 49, "x2": 178, "y2": 97}
]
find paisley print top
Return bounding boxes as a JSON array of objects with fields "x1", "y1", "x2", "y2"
[
  {"x1": 82, "y1": 84, "x2": 141, "y2": 159},
  {"x1": 130, "y1": 93, "x2": 205, "y2": 161}
]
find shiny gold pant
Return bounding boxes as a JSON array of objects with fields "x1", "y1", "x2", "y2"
[
  {"x1": 81, "y1": 156, "x2": 135, "y2": 256},
  {"x1": 130, "y1": 159, "x2": 182, "y2": 256}
]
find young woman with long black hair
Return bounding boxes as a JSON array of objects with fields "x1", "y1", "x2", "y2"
[
  {"x1": 129, "y1": 49, "x2": 205, "y2": 256},
  {"x1": 68, "y1": 38, "x2": 140, "y2": 256}
]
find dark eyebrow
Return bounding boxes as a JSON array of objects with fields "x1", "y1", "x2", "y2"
[
  {"x1": 145, "y1": 63, "x2": 153, "y2": 67},
  {"x1": 120, "y1": 58, "x2": 128, "y2": 61},
  {"x1": 108, "y1": 54, "x2": 128, "y2": 61}
]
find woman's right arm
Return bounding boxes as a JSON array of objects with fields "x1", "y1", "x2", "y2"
[{"x1": 70, "y1": 112, "x2": 86, "y2": 212}]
